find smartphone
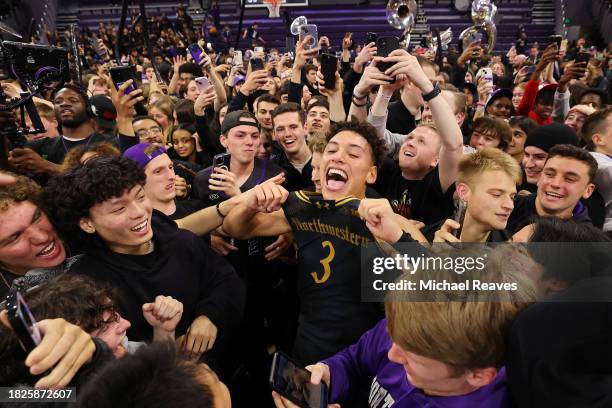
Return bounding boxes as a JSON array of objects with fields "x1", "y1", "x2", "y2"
[
  {"x1": 320, "y1": 53, "x2": 338, "y2": 89},
  {"x1": 269, "y1": 352, "x2": 328, "y2": 408},
  {"x1": 254, "y1": 46, "x2": 264, "y2": 53},
  {"x1": 469, "y1": 32, "x2": 484, "y2": 45},
  {"x1": 576, "y1": 51, "x2": 591, "y2": 64},
  {"x1": 233, "y1": 50, "x2": 244, "y2": 67},
  {"x1": 548, "y1": 35, "x2": 562, "y2": 49},
  {"x1": 299, "y1": 24, "x2": 319, "y2": 51},
  {"x1": 376, "y1": 36, "x2": 400, "y2": 73},
  {"x1": 6, "y1": 289, "x2": 42, "y2": 352},
  {"x1": 109, "y1": 66, "x2": 147, "y2": 116},
  {"x1": 476, "y1": 67, "x2": 493, "y2": 85},
  {"x1": 195, "y1": 76, "x2": 211, "y2": 92},
  {"x1": 451, "y1": 199, "x2": 467, "y2": 239},
  {"x1": 168, "y1": 46, "x2": 179, "y2": 58},
  {"x1": 365, "y1": 32, "x2": 378, "y2": 46},
  {"x1": 285, "y1": 36, "x2": 296, "y2": 55},
  {"x1": 188, "y1": 43, "x2": 204, "y2": 65},
  {"x1": 212, "y1": 152, "x2": 231, "y2": 171},
  {"x1": 560, "y1": 39, "x2": 568, "y2": 53},
  {"x1": 250, "y1": 57, "x2": 265, "y2": 71}
]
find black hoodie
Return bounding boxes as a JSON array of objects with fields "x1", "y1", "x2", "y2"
[{"x1": 70, "y1": 210, "x2": 245, "y2": 342}]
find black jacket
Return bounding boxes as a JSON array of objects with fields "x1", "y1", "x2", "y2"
[{"x1": 70, "y1": 211, "x2": 245, "y2": 342}]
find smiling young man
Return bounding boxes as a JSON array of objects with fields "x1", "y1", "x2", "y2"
[
  {"x1": 304, "y1": 101, "x2": 331, "y2": 138},
  {"x1": 508, "y1": 144, "x2": 597, "y2": 234},
  {"x1": 270, "y1": 102, "x2": 314, "y2": 191},
  {"x1": 427, "y1": 149, "x2": 522, "y2": 243},
  {"x1": 43, "y1": 156, "x2": 244, "y2": 355},
  {"x1": 371, "y1": 51, "x2": 464, "y2": 226},
  {"x1": 520, "y1": 123, "x2": 579, "y2": 193},
  {"x1": 223, "y1": 120, "x2": 425, "y2": 365}
]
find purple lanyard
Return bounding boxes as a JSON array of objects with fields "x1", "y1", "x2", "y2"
[{"x1": 61, "y1": 133, "x2": 95, "y2": 154}]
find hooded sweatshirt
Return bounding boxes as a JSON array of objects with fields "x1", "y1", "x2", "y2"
[
  {"x1": 70, "y1": 210, "x2": 245, "y2": 342},
  {"x1": 323, "y1": 319, "x2": 512, "y2": 407}
]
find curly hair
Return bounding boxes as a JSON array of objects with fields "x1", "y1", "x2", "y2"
[
  {"x1": 60, "y1": 142, "x2": 121, "y2": 172},
  {"x1": 327, "y1": 120, "x2": 387, "y2": 168},
  {"x1": 0, "y1": 172, "x2": 42, "y2": 212},
  {"x1": 25, "y1": 274, "x2": 119, "y2": 333},
  {"x1": 43, "y1": 156, "x2": 146, "y2": 245}
]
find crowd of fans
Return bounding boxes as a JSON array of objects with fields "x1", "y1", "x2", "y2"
[{"x1": 1, "y1": 3, "x2": 612, "y2": 407}]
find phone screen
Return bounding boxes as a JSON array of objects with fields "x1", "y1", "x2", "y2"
[
  {"x1": 452, "y1": 199, "x2": 467, "y2": 238},
  {"x1": 270, "y1": 352, "x2": 327, "y2": 408},
  {"x1": 321, "y1": 54, "x2": 338, "y2": 89},
  {"x1": 188, "y1": 43, "x2": 203, "y2": 65}
]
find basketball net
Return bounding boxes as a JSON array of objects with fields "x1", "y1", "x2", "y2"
[{"x1": 263, "y1": 0, "x2": 281, "y2": 18}]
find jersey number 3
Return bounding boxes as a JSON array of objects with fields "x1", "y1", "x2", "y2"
[{"x1": 311, "y1": 240, "x2": 335, "y2": 284}]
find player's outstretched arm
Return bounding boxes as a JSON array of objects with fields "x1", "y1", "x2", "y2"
[{"x1": 223, "y1": 180, "x2": 292, "y2": 240}]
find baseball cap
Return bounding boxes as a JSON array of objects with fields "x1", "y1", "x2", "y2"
[
  {"x1": 90, "y1": 95, "x2": 117, "y2": 130},
  {"x1": 220, "y1": 110, "x2": 259, "y2": 134},
  {"x1": 123, "y1": 143, "x2": 167, "y2": 169},
  {"x1": 485, "y1": 88, "x2": 514, "y2": 111},
  {"x1": 233, "y1": 75, "x2": 246, "y2": 87}
]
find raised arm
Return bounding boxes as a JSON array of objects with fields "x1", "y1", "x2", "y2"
[{"x1": 384, "y1": 50, "x2": 463, "y2": 192}]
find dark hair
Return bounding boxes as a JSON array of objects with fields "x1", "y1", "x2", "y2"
[
  {"x1": 171, "y1": 123, "x2": 197, "y2": 146},
  {"x1": 579, "y1": 88, "x2": 609, "y2": 106},
  {"x1": 42, "y1": 156, "x2": 146, "y2": 246},
  {"x1": 534, "y1": 87, "x2": 555, "y2": 106},
  {"x1": 306, "y1": 100, "x2": 330, "y2": 115},
  {"x1": 472, "y1": 116, "x2": 513, "y2": 150},
  {"x1": 581, "y1": 107, "x2": 612, "y2": 150},
  {"x1": 304, "y1": 63, "x2": 317, "y2": 74},
  {"x1": 547, "y1": 144, "x2": 598, "y2": 182},
  {"x1": 76, "y1": 341, "x2": 216, "y2": 408},
  {"x1": 509, "y1": 116, "x2": 538, "y2": 137},
  {"x1": 528, "y1": 217, "x2": 611, "y2": 284},
  {"x1": 177, "y1": 62, "x2": 203, "y2": 77},
  {"x1": 132, "y1": 115, "x2": 162, "y2": 127},
  {"x1": 255, "y1": 93, "x2": 280, "y2": 111},
  {"x1": 63, "y1": 142, "x2": 121, "y2": 172},
  {"x1": 546, "y1": 144, "x2": 597, "y2": 182},
  {"x1": 278, "y1": 80, "x2": 290, "y2": 97},
  {"x1": 174, "y1": 98, "x2": 195, "y2": 125},
  {"x1": 53, "y1": 84, "x2": 89, "y2": 105},
  {"x1": 25, "y1": 274, "x2": 119, "y2": 333},
  {"x1": 327, "y1": 120, "x2": 387, "y2": 168},
  {"x1": 271, "y1": 102, "x2": 304, "y2": 125}
]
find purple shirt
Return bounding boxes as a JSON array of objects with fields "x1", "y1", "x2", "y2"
[{"x1": 323, "y1": 319, "x2": 511, "y2": 408}]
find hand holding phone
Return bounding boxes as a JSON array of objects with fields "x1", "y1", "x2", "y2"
[
  {"x1": 188, "y1": 43, "x2": 204, "y2": 65},
  {"x1": 212, "y1": 152, "x2": 231, "y2": 171},
  {"x1": 269, "y1": 352, "x2": 328, "y2": 408},
  {"x1": 195, "y1": 76, "x2": 212, "y2": 92},
  {"x1": 320, "y1": 53, "x2": 338, "y2": 89},
  {"x1": 451, "y1": 199, "x2": 467, "y2": 239},
  {"x1": 6, "y1": 289, "x2": 42, "y2": 352},
  {"x1": 299, "y1": 24, "x2": 319, "y2": 52}
]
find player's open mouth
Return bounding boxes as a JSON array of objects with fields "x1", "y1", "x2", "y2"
[
  {"x1": 403, "y1": 150, "x2": 415, "y2": 157},
  {"x1": 326, "y1": 168, "x2": 348, "y2": 190}
]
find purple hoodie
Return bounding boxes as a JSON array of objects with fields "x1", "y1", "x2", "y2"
[{"x1": 322, "y1": 319, "x2": 511, "y2": 408}]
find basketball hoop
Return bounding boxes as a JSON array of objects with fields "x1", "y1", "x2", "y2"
[{"x1": 263, "y1": 0, "x2": 282, "y2": 18}]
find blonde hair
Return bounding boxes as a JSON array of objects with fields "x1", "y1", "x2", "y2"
[
  {"x1": 385, "y1": 248, "x2": 536, "y2": 374},
  {"x1": 457, "y1": 148, "x2": 522, "y2": 188},
  {"x1": 307, "y1": 132, "x2": 327, "y2": 154}
]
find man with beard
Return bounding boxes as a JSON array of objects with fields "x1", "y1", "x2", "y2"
[{"x1": 8, "y1": 85, "x2": 136, "y2": 176}]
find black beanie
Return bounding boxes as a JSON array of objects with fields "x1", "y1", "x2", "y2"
[{"x1": 523, "y1": 123, "x2": 579, "y2": 153}]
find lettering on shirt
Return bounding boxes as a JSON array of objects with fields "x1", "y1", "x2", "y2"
[
  {"x1": 289, "y1": 217, "x2": 371, "y2": 248},
  {"x1": 369, "y1": 376, "x2": 395, "y2": 408}
]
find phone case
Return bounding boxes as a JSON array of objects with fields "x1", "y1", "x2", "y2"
[
  {"x1": 250, "y1": 58, "x2": 264, "y2": 71},
  {"x1": 269, "y1": 352, "x2": 328, "y2": 408},
  {"x1": 376, "y1": 37, "x2": 400, "y2": 73},
  {"x1": 321, "y1": 54, "x2": 338, "y2": 89},
  {"x1": 300, "y1": 24, "x2": 318, "y2": 50}
]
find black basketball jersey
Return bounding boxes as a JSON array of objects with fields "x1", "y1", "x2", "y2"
[{"x1": 282, "y1": 190, "x2": 383, "y2": 364}]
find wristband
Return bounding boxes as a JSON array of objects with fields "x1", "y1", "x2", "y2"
[
  {"x1": 379, "y1": 93, "x2": 393, "y2": 100},
  {"x1": 352, "y1": 98, "x2": 367, "y2": 107},
  {"x1": 216, "y1": 202, "x2": 227, "y2": 218},
  {"x1": 352, "y1": 92, "x2": 367, "y2": 100},
  {"x1": 422, "y1": 85, "x2": 441, "y2": 102}
]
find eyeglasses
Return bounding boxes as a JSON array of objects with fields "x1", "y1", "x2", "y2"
[{"x1": 136, "y1": 126, "x2": 163, "y2": 139}]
